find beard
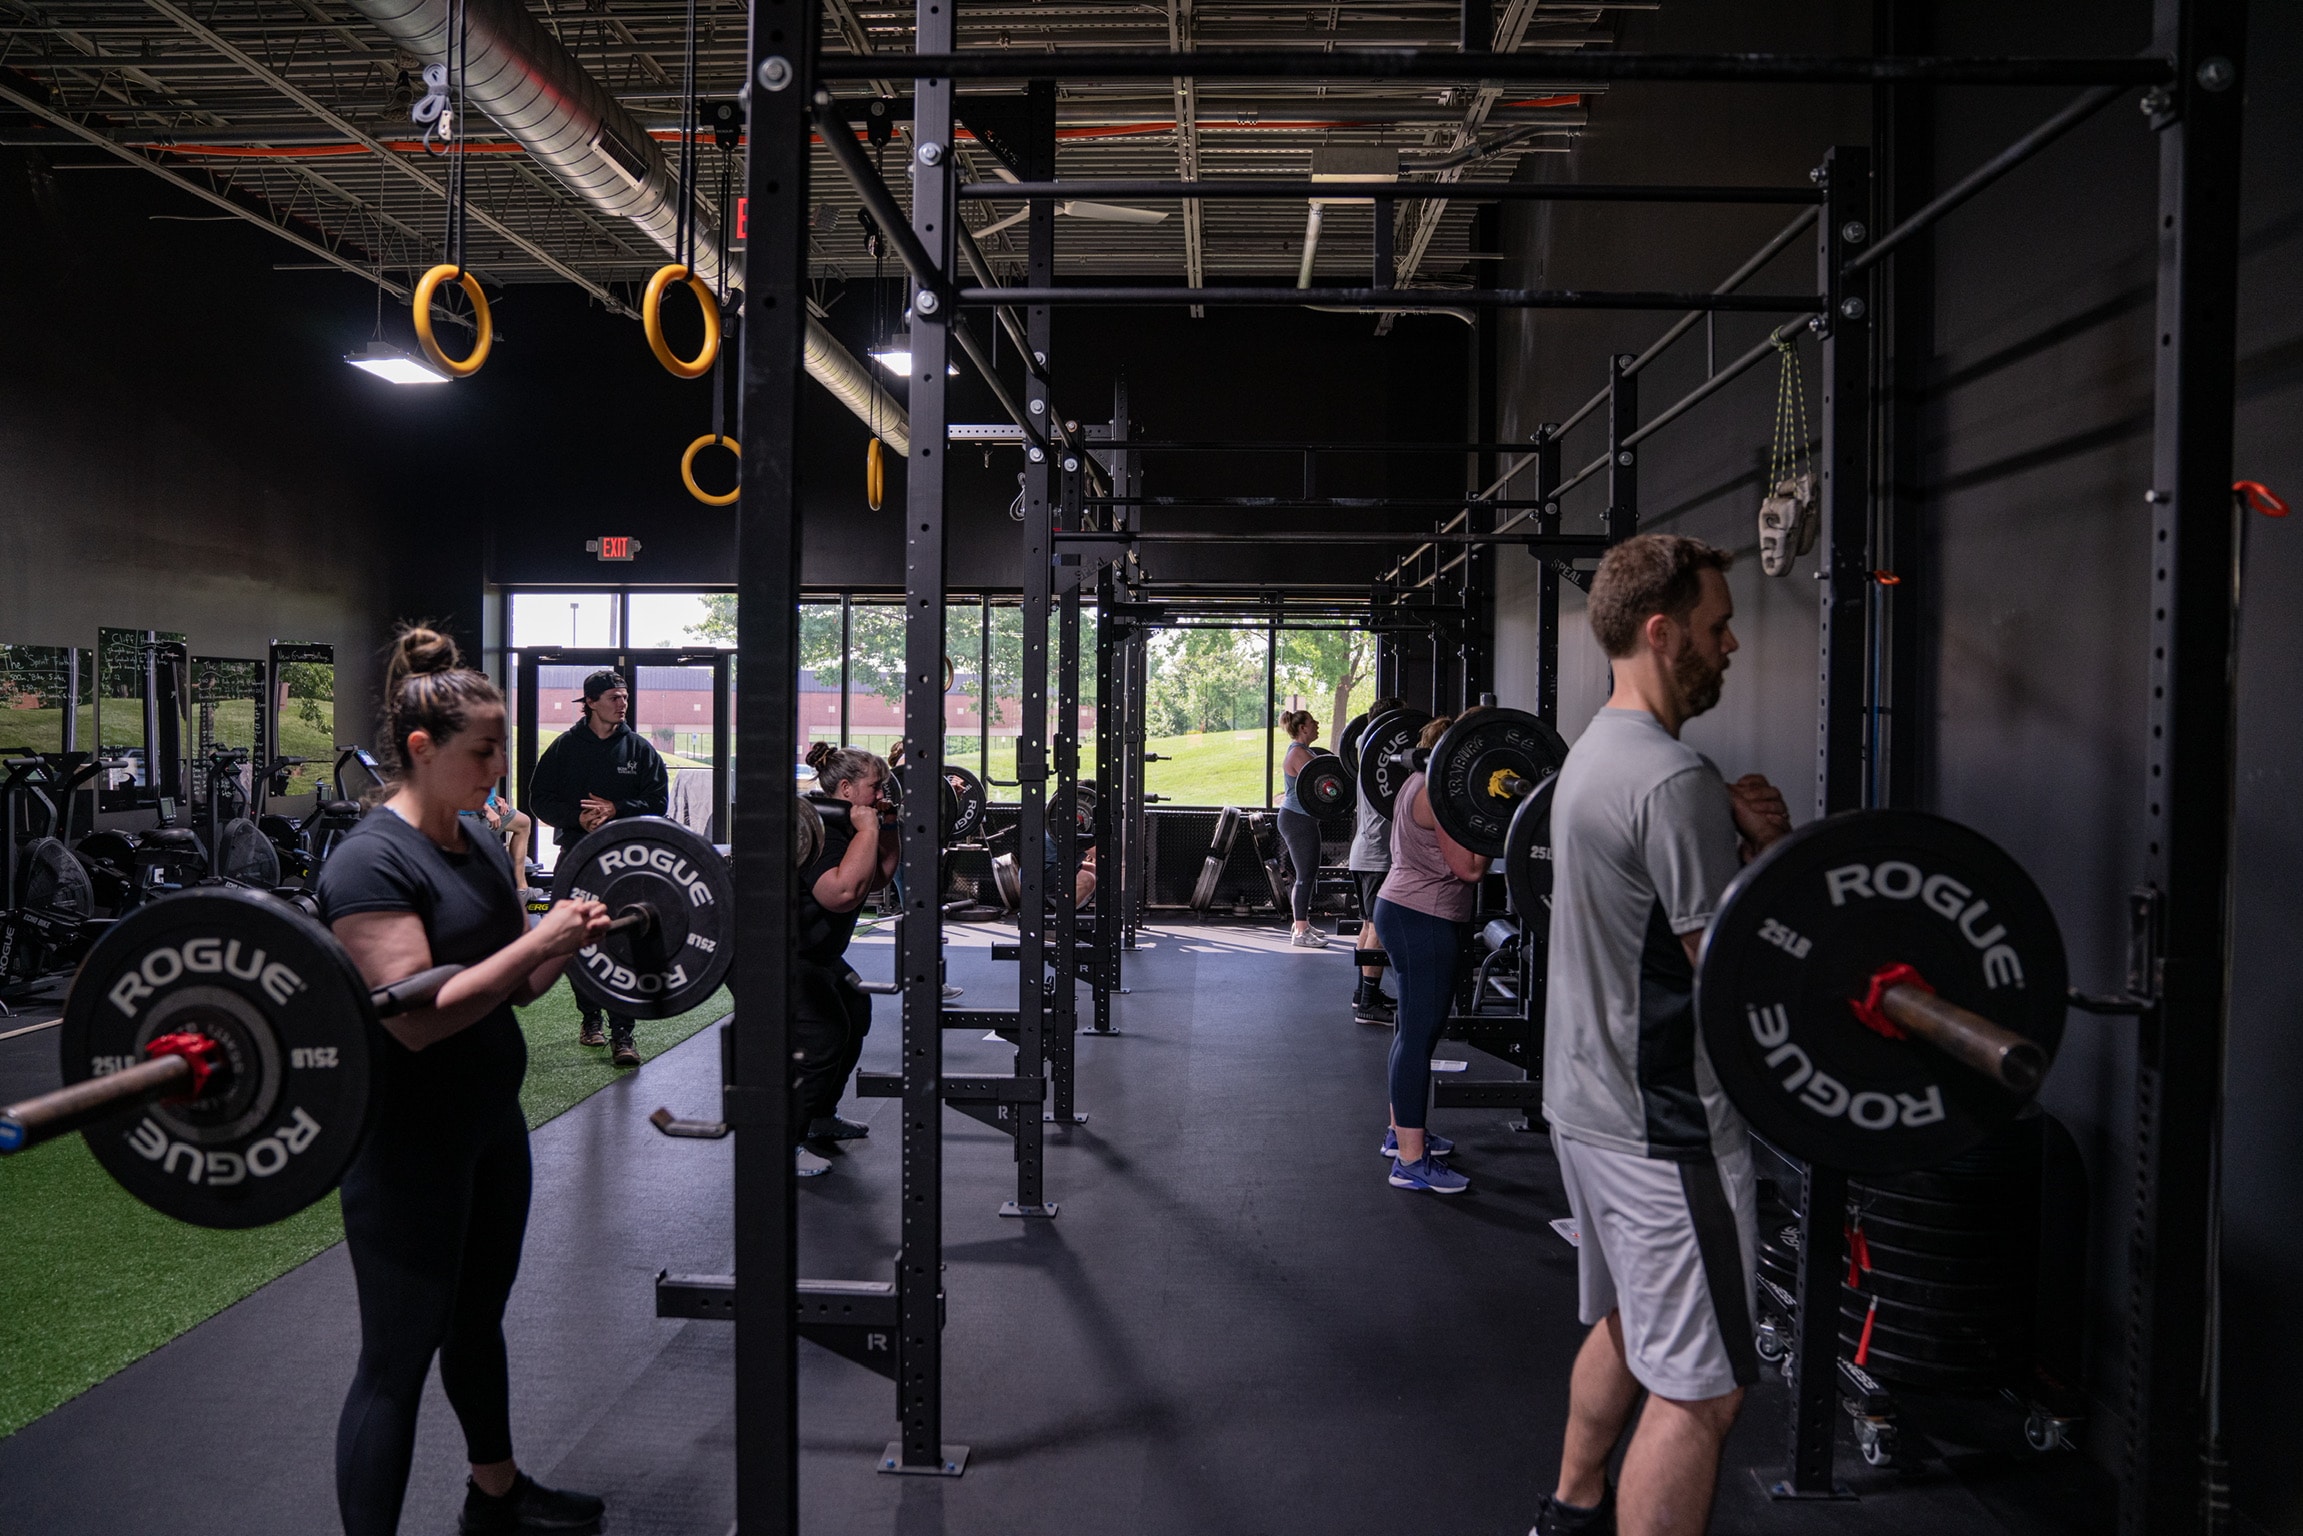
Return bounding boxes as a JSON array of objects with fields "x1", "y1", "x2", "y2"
[{"x1": 1673, "y1": 643, "x2": 1726, "y2": 719}]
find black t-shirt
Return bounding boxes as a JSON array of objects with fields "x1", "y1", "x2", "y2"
[
  {"x1": 796, "y1": 809, "x2": 865, "y2": 967},
  {"x1": 316, "y1": 808, "x2": 529, "y2": 1119}
]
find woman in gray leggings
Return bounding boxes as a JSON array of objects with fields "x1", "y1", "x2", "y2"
[{"x1": 1276, "y1": 709, "x2": 1328, "y2": 948}]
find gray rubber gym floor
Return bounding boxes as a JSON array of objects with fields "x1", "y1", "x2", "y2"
[{"x1": 0, "y1": 922, "x2": 2111, "y2": 1536}]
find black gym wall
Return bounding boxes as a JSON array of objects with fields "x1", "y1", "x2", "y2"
[
  {"x1": 1488, "y1": 2, "x2": 2303, "y2": 1525},
  {"x1": 0, "y1": 146, "x2": 396, "y2": 781},
  {"x1": 469, "y1": 287, "x2": 1468, "y2": 596}
]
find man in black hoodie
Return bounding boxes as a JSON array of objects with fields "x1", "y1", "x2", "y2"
[{"x1": 528, "y1": 668, "x2": 669, "y2": 1064}]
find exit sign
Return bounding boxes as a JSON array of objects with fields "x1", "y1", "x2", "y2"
[{"x1": 585, "y1": 536, "x2": 641, "y2": 562}]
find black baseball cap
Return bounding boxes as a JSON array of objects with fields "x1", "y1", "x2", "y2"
[{"x1": 576, "y1": 668, "x2": 627, "y2": 702}]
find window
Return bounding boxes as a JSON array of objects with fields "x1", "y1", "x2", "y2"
[
  {"x1": 629, "y1": 591, "x2": 735, "y2": 650},
  {"x1": 510, "y1": 592, "x2": 616, "y2": 649},
  {"x1": 1143, "y1": 626, "x2": 1270, "y2": 809}
]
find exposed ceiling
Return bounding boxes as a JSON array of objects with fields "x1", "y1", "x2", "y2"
[{"x1": 0, "y1": 0, "x2": 1627, "y2": 311}]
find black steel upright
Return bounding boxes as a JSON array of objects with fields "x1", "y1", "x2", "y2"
[
  {"x1": 1605, "y1": 355, "x2": 1638, "y2": 544},
  {"x1": 1008, "y1": 76, "x2": 1059, "y2": 1201},
  {"x1": 731, "y1": 0, "x2": 813, "y2": 1521},
  {"x1": 1529, "y1": 426, "x2": 1564, "y2": 726},
  {"x1": 1814, "y1": 145, "x2": 1874, "y2": 817},
  {"x1": 1772, "y1": 144, "x2": 1873, "y2": 1506},
  {"x1": 2126, "y1": 3, "x2": 2246, "y2": 1530},
  {"x1": 890, "y1": 0, "x2": 963, "y2": 1475},
  {"x1": 1050, "y1": 470, "x2": 1084, "y2": 1112}
]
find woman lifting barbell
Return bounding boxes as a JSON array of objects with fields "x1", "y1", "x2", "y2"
[
  {"x1": 316, "y1": 627, "x2": 614, "y2": 1536},
  {"x1": 795, "y1": 742, "x2": 900, "y2": 1176},
  {"x1": 1371, "y1": 713, "x2": 1488, "y2": 1195},
  {"x1": 1275, "y1": 709, "x2": 1329, "y2": 949}
]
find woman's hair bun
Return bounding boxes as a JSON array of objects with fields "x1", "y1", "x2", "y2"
[
  {"x1": 805, "y1": 740, "x2": 836, "y2": 770},
  {"x1": 391, "y1": 625, "x2": 462, "y2": 678}
]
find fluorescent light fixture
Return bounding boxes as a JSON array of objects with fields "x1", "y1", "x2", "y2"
[
  {"x1": 869, "y1": 344, "x2": 959, "y2": 377},
  {"x1": 1057, "y1": 200, "x2": 1168, "y2": 224},
  {"x1": 344, "y1": 341, "x2": 452, "y2": 384}
]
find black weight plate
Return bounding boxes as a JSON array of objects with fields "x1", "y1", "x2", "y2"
[
  {"x1": 991, "y1": 852, "x2": 1021, "y2": 910},
  {"x1": 59, "y1": 888, "x2": 373, "y2": 1229},
  {"x1": 1425, "y1": 709, "x2": 1569, "y2": 859},
  {"x1": 1502, "y1": 773, "x2": 1558, "y2": 923},
  {"x1": 1847, "y1": 1212, "x2": 2008, "y2": 1261},
  {"x1": 1844, "y1": 1268, "x2": 2013, "y2": 1313},
  {"x1": 1355, "y1": 708, "x2": 1431, "y2": 820},
  {"x1": 1296, "y1": 752, "x2": 1355, "y2": 816},
  {"x1": 1848, "y1": 1185, "x2": 2004, "y2": 1232},
  {"x1": 1697, "y1": 809, "x2": 2067, "y2": 1177},
  {"x1": 1844, "y1": 1346, "x2": 2004, "y2": 1393},
  {"x1": 553, "y1": 817, "x2": 735, "y2": 1019},
  {"x1": 945, "y1": 765, "x2": 989, "y2": 842},
  {"x1": 1337, "y1": 712, "x2": 1370, "y2": 777}
]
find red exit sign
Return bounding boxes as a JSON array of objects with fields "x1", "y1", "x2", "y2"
[
  {"x1": 585, "y1": 536, "x2": 641, "y2": 562},
  {"x1": 736, "y1": 196, "x2": 747, "y2": 240}
]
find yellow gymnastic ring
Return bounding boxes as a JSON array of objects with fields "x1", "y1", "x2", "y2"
[
  {"x1": 643, "y1": 264, "x2": 721, "y2": 379},
  {"x1": 866, "y1": 436, "x2": 886, "y2": 510},
  {"x1": 682, "y1": 433, "x2": 740, "y2": 506},
  {"x1": 413, "y1": 263, "x2": 492, "y2": 378}
]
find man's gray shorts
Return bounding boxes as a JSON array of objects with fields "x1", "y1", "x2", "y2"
[{"x1": 1552, "y1": 1129, "x2": 1761, "y2": 1401}]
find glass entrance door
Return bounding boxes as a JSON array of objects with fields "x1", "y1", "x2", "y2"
[{"x1": 515, "y1": 648, "x2": 731, "y2": 870}]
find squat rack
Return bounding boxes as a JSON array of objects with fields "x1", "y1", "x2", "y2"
[{"x1": 727, "y1": 10, "x2": 2245, "y2": 1536}]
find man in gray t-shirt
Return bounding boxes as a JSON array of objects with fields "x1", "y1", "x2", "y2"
[{"x1": 1532, "y1": 535, "x2": 1790, "y2": 1536}]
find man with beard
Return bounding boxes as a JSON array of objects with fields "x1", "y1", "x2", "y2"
[{"x1": 1530, "y1": 534, "x2": 1791, "y2": 1536}]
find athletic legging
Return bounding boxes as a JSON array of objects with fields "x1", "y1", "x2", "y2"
[
  {"x1": 336, "y1": 1099, "x2": 531, "y2": 1536},
  {"x1": 1275, "y1": 807, "x2": 1323, "y2": 923},
  {"x1": 1372, "y1": 896, "x2": 1464, "y2": 1131},
  {"x1": 792, "y1": 959, "x2": 872, "y2": 1134}
]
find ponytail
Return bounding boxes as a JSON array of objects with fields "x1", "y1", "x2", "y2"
[{"x1": 381, "y1": 624, "x2": 501, "y2": 777}]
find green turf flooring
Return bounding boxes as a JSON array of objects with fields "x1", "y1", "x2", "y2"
[{"x1": 0, "y1": 980, "x2": 729, "y2": 1438}]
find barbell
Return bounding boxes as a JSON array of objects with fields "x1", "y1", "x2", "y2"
[
  {"x1": 0, "y1": 817, "x2": 735, "y2": 1229},
  {"x1": 1502, "y1": 783, "x2": 2067, "y2": 1176},
  {"x1": 1356, "y1": 705, "x2": 1568, "y2": 860}
]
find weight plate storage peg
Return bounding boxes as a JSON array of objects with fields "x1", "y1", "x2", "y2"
[
  {"x1": 1354, "y1": 708, "x2": 1432, "y2": 819},
  {"x1": 552, "y1": 816, "x2": 737, "y2": 1019},
  {"x1": 1696, "y1": 810, "x2": 2067, "y2": 1177},
  {"x1": 1424, "y1": 708, "x2": 1570, "y2": 859},
  {"x1": 1295, "y1": 752, "x2": 1355, "y2": 816},
  {"x1": 56, "y1": 888, "x2": 374, "y2": 1229}
]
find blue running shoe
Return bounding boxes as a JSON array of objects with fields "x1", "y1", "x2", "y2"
[
  {"x1": 1389, "y1": 1155, "x2": 1470, "y2": 1194},
  {"x1": 1380, "y1": 1127, "x2": 1455, "y2": 1160}
]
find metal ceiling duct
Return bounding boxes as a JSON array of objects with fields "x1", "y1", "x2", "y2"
[{"x1": 346, "y1": 0, "x2": 907, "y2": 451}]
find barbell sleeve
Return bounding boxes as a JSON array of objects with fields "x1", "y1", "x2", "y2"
[
  {"x1": 1878, "y1": 983, "x2": 2046, "y2": 1094},
  {"x1": 0, "y1": 1053, "x2": 195, "y2": 1154}
]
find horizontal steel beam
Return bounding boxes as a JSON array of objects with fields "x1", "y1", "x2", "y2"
[
  {"x1": 960, "y1": 178, "x2": 1820, "y2": 204},
  {"x1": 959, "y1": 286, "x2": 1822, "y2": 312},
  {"x1": 814, "y1": 50, "x2": 2174, "y2": 87},
  {"x1": 1055, "y1": 531, "x2": 1614, "y2": 549}
]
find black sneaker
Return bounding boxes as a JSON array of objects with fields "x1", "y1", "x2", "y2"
[
  {"x1": 459, "y1": 1472, "x2": 605, "y2": 1533},
  {"x1": 609, "y1": 1027, "x2": 640, "y2": 1068},
  {"x1": 577, "y1": 1016, "x2": 607, "y2": 1049},
  {"x1": 1529, "y1": 1481, "x2": 1616, "y2": 1536},
  {"x1": 1353, "y1": 989, "x2": 1397, "y2": 1026},
  {"x1": 808, "y1": 1114, "x2": 870, "y2": 1142}
]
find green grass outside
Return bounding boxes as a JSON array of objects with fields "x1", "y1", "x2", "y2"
[
  {"x1": 0, "y1": 978, "x2": 728, "y2": 1439},
  {"x1": 0, "y1": 701, "x2": 338, "y2": 798}
]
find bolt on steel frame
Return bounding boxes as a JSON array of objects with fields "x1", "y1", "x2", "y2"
[{"x1": 726, "y1": 6, "x2": 2243, "y2": 1531}]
